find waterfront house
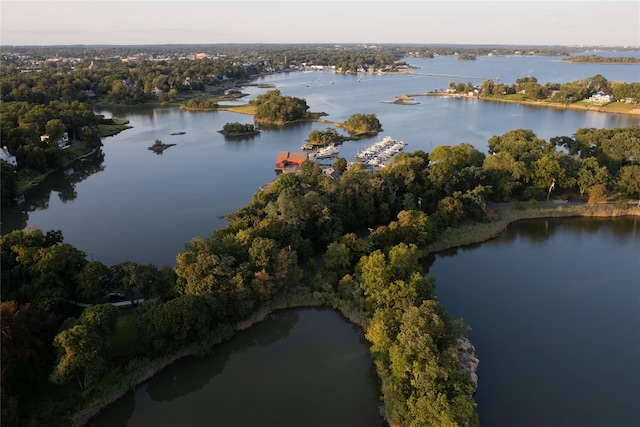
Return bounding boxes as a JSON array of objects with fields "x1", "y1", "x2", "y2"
[
  {"x1": 589, "y1": 91, "x2": 614, "y2": 103},
  {"x1": 275, "y1": 151, "x2": 309, "y2": 175},
  {"x1": 0, "y1": 146, "x2": 17, "y2": 166}
]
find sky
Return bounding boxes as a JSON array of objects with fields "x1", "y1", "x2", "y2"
[{"x1": 1, "y1": 1, "x2": 639, "y2": 47}]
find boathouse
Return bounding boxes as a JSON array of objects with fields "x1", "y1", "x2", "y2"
[{"x1": 275, "y1": 151, "x2": 309, "y2": 175}]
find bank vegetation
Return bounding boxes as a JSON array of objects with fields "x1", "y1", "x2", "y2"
[{"x1": 436, "y1": 74, "x2": 640, "y2": 115}]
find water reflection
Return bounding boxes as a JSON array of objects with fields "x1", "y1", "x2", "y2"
[
  {"x1": 145, "y1": 311, "x2": 298, "y2": 403},
  {"x1": 92, "y1": 308, "x2": 384, "y2": 427},
  {"x1": 429, "y1": 217, "x2": 640, "y2": 427},
  {"x1": 1, "y1": 150, "x2": 106, "y2": 233},
  {"x1": 430, "y1": 216, "x2": 639, "y2": 266}
]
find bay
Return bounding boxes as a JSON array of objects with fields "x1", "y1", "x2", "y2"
[{"x1": 2, "y1": 55, "x2": 639, "y2": 267}]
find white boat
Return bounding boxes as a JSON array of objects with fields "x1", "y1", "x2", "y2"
[
  {"x1": 311, "y1": 144, "x2": 339, "y2": 160},
  {"x1": 353, "y1": 136, "x2": 407, "y2": 170}
]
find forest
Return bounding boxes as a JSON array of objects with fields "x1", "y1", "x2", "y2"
[{"x1": 2, "y1": 121, "x2": 639, "y2": 426}]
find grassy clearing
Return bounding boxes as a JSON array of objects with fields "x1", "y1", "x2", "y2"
[
  {"x1": 601, "y1": 102, "x2": 640, "y2": 113},
  {"x1": 97, "y1": 118, "x2": 132, "y2": 137},
  {"x1": 217, "y1": 103, "x2": 256, "y2": 115}
]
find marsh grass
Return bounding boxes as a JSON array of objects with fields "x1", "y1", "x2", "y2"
[{"x1": 425, "y1": 202, "x2": 640, "y2": 255}]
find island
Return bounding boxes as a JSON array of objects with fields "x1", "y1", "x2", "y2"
[
  {"x1": 218, "y1": 122, "x2": 261, "y2": 137},
  {"x1": 147, "y1": 139, "x2": 176, "y2": 154}
]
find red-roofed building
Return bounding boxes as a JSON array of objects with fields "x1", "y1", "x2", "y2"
[{"x1": 275, "y1": 151, "x2": 309, "y2": 174}]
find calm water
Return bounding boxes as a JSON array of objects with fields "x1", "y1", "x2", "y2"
[
  {"x1": 429, "y1": 217, "x2": 640, "y2": 427},
  {"x1": 91, "y1": 308, "x2": 385, "y2": 427},
  {"x1": 2, "y1": 55, "x2": 639, "y2": 426},
  {"x1": 2, "y1": 55, "x2": 639, "y2": 267}
]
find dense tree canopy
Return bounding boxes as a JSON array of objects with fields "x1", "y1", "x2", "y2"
[
  {"x1": 341, "y1": 113, "x2": 383, "y2": 136},
  {"x1": 252, "y1": 89, "x2": 310, "y2": 124}
]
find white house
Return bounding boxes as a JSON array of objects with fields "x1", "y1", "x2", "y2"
[
  {"x1": 0, "y1": 146, "x2": 17, "y2": 166},
  {"x1": 589, "y1": 91, "x2": 614, "y2": 103}
]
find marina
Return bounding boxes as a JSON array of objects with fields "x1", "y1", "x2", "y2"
[{"x1": 351, "y1": 136, "x2": 408, "y2": 170}]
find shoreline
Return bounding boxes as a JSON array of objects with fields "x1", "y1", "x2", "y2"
[
  {"x1": 424, "y1": 202, "x2": 640, "y2": 255},
  {"x1": 74, "y1": 202, "x2": 639, "y2": 426},
  {"x1": 405, "y1": 91, "x2": 640, "y2": 116},
  {"x1": 16, "y1": 147, "x2": 102, "y2": 195}
]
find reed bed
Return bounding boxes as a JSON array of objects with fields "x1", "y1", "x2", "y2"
[{"x1": 425, "y1": 202, "x2": 640, "y2": 255}]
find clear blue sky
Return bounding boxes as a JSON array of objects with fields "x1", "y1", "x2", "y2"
[{"x1": 2, "y1": 1, "x2": 639, "y2": 47}]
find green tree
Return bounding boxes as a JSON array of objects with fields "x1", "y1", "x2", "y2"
[
  {"x1": 78, "y1": 303, "x2": 118, "y2": 337},
  {"x1": 333, "y1": 156, "x2": 347, "y2": 172},
  {"x1": 617, "y1": 165, "x2": 640, "y2": 198},
  {"x1": 27, "y1": 243, "x2": 88, "y2": 311},
  {"x1": 135, "y1": 294, "x2": 222, "y2": 355},
  {"x1": 44, "y1": 119, "x2": 66, "y2": 144},
  {"x1": 76, "y1": 261, "x2": 111, "y2": 302},
  {"x1": 531, "y1": 153, "x2": 568, "y2": 191},
  {"x1": 577, "y1": 157, "x2": 610, "y2": 197},
  {"x1": 50, "y1": 324, "x2": 108, "y2": 391},
  {"x1": 482, "y1": 151, "x2": 528, "y2": 201},
  {"x1": 174, "y1": 238, "x2": 236, "y2": 297},
  {"x1": 357, "y1": 243, "x2": 432, "y2": 310},
  {"x1": 388, "y1": 301, "x2": 477, "y2": 427},
  {"x1": 487, "y1": 129, "x2": 550, "y2": 165},
  {"x1": 324, "y1": 241, "x2": 352, "y2": 281}
]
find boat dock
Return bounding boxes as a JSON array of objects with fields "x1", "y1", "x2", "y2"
[{"x1": 351, "y1": 136, "x2": 408, "y2": 171}]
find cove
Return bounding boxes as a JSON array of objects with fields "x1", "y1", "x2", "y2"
[
  {"x1": 91, "y1": 308, "x2": 385, "y2": 427},
  {"x1": 428, "y1": 217, "x2": 640, "y2": 427}
]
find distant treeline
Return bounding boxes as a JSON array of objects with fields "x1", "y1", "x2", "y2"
[{"x1": 563, "y1": 55, "x2": 640, "y2": 64}]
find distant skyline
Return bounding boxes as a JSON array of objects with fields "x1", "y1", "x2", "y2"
[{"x1": 1, "y1": 1, "x2": 639, "y2": 47}]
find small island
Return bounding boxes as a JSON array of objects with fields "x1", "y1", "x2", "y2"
[
  {"x1": 218, "y1": 122, "x2": 261, "y2": 137},
  {"x1": 148, "y1": 139, "x2": 176, "y2": 154}
]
